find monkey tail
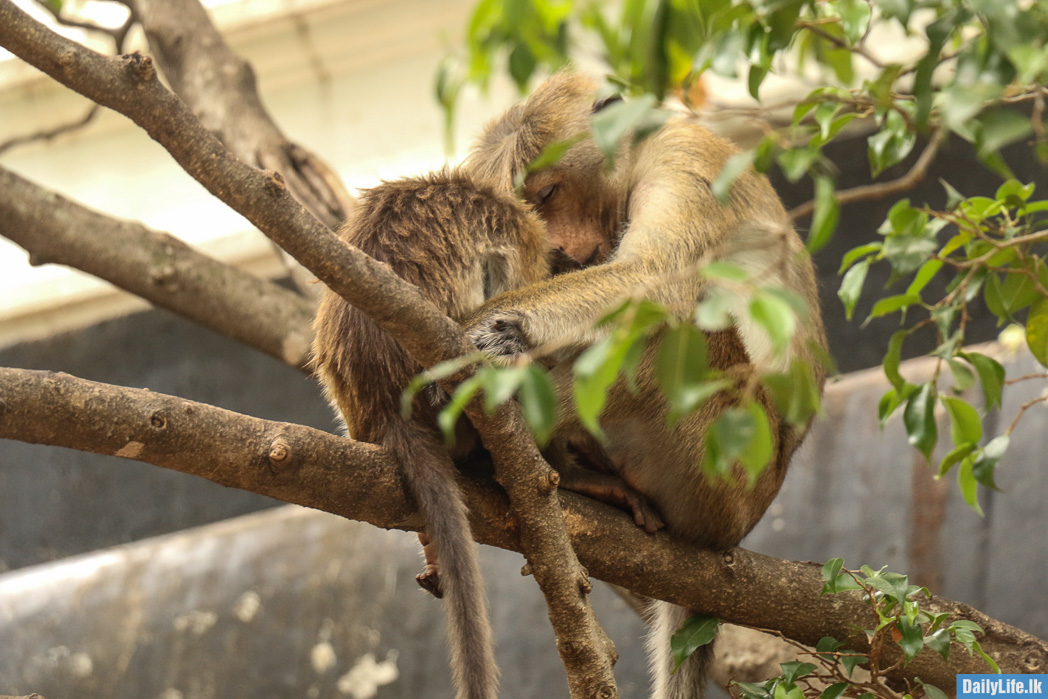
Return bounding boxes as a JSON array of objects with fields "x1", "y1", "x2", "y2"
[
  {"x1": 648, "y1": 600, "x2": 713, "y2": 699},
  {"x1": 387, "y1": 420, "x2": 499, "y2": 699}
]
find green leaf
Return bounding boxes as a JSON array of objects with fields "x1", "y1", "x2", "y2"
[
  {"x1": 903, "y1": 382, "x2": 938, "y2": 462},
  {"x1": 883, "y1": 331, "x2": 907, "y2": 391},
  {"x1": 705, "y1": 406, "x2": 754, "y2": 478},
  {"x1": 778, "y1": 147, "x2": 818, "y2": 183},
  {"x1": 670, "y1": 615, "x2": 719, "y2": 670},
  {"x1": 780, "y1": 661, "x2": 817, "y2": 685},
  {"x1": 897, "y1": 615, "x2": 924, "y2": 663},
  {"x1": 947, "y1": 358, "x2": 976, "y2": 393},
  {"x1": 838, "y1": 0, "x2": 872, "y2": 44},
  {"x1": 937, "y1": 442, "x2": 976, "y2": 478},
  {"x1": 942, "y1": 396, "x2": 983, "y2": 446},
  {"x1": 817, "y1": 557, "x2": 842, "y2": 586},
  {"x1": 820, "y1": 684, "x2": 848, "y2": 699},
  {"x1": 868, "y1": 110, "x2": 916, "y2": 177},
  {"x1": 439, "y1": 375, "x2": 484, "y2": 446},
  {"x1": 975, "y1": 108, "x2": 1033, "y2": 159},
  {"x1": 508, "y1": 43, "x2": 537, "y2": 90},
  {"x1": 482, "y1": 365, "x2": 527, "y2": 415},
  {"x1": 868, "y1": 293, "x2": 920, "y2": 320},
  {"x1": 749, "y1": 292, "x2": 797, "y2": 356},
  {"x1": 402, "y1": 351, "x2": 484, "y2": 416},
  {"x1": 906, "y1": 259, "x2": 943, "y2": 297},
  {"x1": 519, "y1": 365, "x2": 557, "y2": 446},
  {"x1": 960, "y1": 352, "x2": 1005, "y2": 410},
  {"x1": 921, "y1": 682, "x2": 950, "y2": 699},
  {"x1": 957, "y1": 457, "x2": 983, "y2": 516},
  {"x1": 590, "y1": 95, "x2": 663, "y2": 166},
  {"x1": 809, "y1": 175, "x2": 839, "y2": 253},
  {"x1": 748, "y1": 63, "x2": 769, "y2": 100},
  {"x1": 739, "y1": 401, "x2": 774, "y2": 480},
  {"x1": 838, "y1": 259, "x2": 869, "y2": 321},
  {"x1": 1025, "y1": 297, "x2": 1048, "y2": 367},
  {"x1": 839, "y1": 242, "x2": 882, "y2": 273},
  {"x1": 656, "y1": 325, "x2": 711, "y2": 423},
  {"x1": 972, "y1": 434, "x2": 1008, "y2": 490},
  {"x1": 515, "y1": 134, "x2": 587, "y2": 191},
  {"x1": 841, "y1": 651, "x2": 868, "y2": 677},
  {"x1": 713, "y1": 151, "x2": 756, "y2": 203},
  {"x1": 762, "y1": 359, "x2": 822, "y2": 427},
  {"x1": 925, "y1": 628, "x2": 952, "y2": 663}
]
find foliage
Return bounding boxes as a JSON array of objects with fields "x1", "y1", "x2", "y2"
[
  {"x1": 438, "y1": 0, "x2": 1048, "y2": 508},
  {"x1": 433, "y1": 0, "x2": 1047, "y2": 693}
]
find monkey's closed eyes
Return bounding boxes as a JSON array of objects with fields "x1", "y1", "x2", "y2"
[
  {"x1": 536, "y1": 183, "x2": 557, "y2": 205},
  {"x1": 592, "y1": 94, "x2": 623, "y2": 112}
]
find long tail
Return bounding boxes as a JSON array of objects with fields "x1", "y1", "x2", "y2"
[
  {"x1": 387, "y1": 420, "x2": 498, "y2": 699},
  {"x1": 648, "y1": 600, "x2": 713, "y2": 699}
]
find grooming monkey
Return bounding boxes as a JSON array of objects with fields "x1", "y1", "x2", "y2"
[
  {"x1": 311, "y1": 171, "x2": 554, "y2": 699},
  {"x1": 461, "y1": 72, "x2": 829, "y2": 698}
]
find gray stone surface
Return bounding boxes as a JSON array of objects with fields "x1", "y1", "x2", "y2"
[{"x1": 0, "y1": 505, "x2": 650, "y2": 699}]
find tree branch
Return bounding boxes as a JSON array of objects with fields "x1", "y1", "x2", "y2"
[
  {"x1": 788, "y1": 129, "x2": 945, "y2": 223},
  {"x1": 0, "y1": 164, "x2": 315, "y2": 369},
  {"x1": 124, "y1": 0, "x2": 352, "y2": 234},
  {"x1": 0, "y1": 4, "x2": 617, "y2": 693},
  {"x1": 0, "y1": 366, "x2": 1044, "y2": 690}
]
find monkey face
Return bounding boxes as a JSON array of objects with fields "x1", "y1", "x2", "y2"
[{"x1": 524, "y1": 159, "x2": 614, "y2": 269}]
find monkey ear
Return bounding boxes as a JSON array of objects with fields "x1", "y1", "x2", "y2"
[{"x1": 592, "y1": 94, "x2": 623, "y2": 113}]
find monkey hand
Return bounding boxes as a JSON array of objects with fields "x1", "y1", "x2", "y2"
[{"x1": 465, "y1": 311, "x2": 532, "y2": 358}]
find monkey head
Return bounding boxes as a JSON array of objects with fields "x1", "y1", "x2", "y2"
[{"x1": 464, "y1": 71, "x2": 628, "y2": 269}]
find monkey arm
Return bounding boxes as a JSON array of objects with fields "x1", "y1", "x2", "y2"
[{"x1": 463, "y1": 258, "x2": 705, "y2": 358}]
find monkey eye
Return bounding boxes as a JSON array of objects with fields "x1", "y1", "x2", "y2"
[
  {"x1": 536, "y1": 184, "x2": 557, "y2": 205},
  {"x1": 592, "y1": 94, "x2": 623, "y2": 113}
]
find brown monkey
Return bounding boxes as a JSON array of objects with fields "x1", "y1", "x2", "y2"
[
  {"x1": 461, "y1": 72, "x2": 829, "y2": 698},
  {"x1": 311, "y1": 171, "x2": 552, "y2": 699}
]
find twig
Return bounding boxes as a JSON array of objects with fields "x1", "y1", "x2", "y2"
[
  {"x1": 789, "y1": 128, "x2": 944, "y2": 222},
  {"x1": 798, "y1": 21, "x2": 886, "y2": 69},
  {"x1": 0, "y1": 103, "x2": 100, "y2": 156}
]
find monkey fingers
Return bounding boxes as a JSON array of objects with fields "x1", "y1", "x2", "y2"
[
  {"x1": 557, "y1": 469, "x2": 665, "y2": 533},
  {"x1": 415, "y1": 530, "x2": 444, "y2": 599},
  {"x1": 465, "y1": 312, "x2": 530, "y2": 357}
]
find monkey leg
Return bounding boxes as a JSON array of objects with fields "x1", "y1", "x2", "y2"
[
  {"x1": 558, "y1": 468, "x2": 665, "y2": 534},
  {"x1": 415, "y1": 530, "x2": 444, "y2": 599}
]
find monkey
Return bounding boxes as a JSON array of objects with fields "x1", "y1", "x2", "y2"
[
  {"x1": 460, "y1": 71, "x2": 829, "y2": 698},
  {"x1": 311, "y1": 170, "x2": 555, "y2": 699}
]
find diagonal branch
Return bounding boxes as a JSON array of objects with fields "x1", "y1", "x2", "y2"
[
  {"x1": 125, "y1": 0, "x2": 353, "y2": 233},
  {"x1": 0, "y1": 164, "x2": 315, "y2": 370},
  {"x1": 0, "y1": 4, "x2": 617, "y2": 694},
  {"x1": 0, "y1": 366, "x2": 1044, "y2": 690}
]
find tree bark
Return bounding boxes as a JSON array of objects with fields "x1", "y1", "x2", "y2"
[
  {"x1": 0, "y1": 165, "x2": 314, "y2": 370},
  {"x1": 0, "y1": 3, "x2": 619, "y2": 694},
  {"x1": 0, "y1": 366, "x2": 1044, "y2": 691}
]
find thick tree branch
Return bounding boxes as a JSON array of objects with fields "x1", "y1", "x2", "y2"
[
  {"x1": 0, "y1": 4, "x2": 617, "y2": 693},
  {"x1": 0, "y1": 367, "x2": 1044, "y2": 691},
  {"x1": 125, "y1": 0, "x2": 352, "y2": 234},
  {"x1": 0, "y1": 165, "x2": 315, "y2": 369}
]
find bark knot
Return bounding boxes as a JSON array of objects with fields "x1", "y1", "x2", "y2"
[{"x1": 268, "y1": 436, "x2": 292, "y2": 467}]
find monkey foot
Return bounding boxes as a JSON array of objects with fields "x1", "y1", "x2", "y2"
[
  {"x1": 558, "y1": 470, "x2": 665, "y2": 533},
  {"x1": 416, "y1": 566, "x2": 444, "y2": 599}
]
